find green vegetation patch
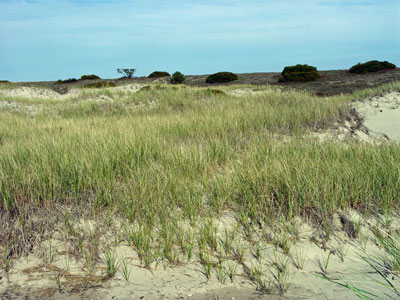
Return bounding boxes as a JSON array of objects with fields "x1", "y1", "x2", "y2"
[
  {"x1": 206, "y1": 72, "x2": 238, "y2": 84},
  {"x1": 349, "y1": 60, "x2": 396, "y2": 74},
  {"x1": 82, "y1": 81, "x2": 116, "y2": 88},
  {"x1": 279, "y1": 64, "x2": 320, "y2": 82},
  {"x1": 149, "y1": 71, "x2": 171, "y2": 78},
  {"x1": 80, "y1": 74, "x2": 101, "y2": 80},
  {"x1": 171, "y1": 71, "x2": 185, "y2": 84},
  {"x1": 57, "y1": 78, "x2": 78, "y2": 84}
]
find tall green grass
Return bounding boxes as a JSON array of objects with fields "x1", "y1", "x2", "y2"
[{"x1": 0, "y1": 83, "x2": 399, "y2": 261}]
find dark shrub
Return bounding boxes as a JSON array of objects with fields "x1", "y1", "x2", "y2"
[
  {"x1": 279, "y1": 64, "x2": 320, "y2": 82},
  {"x1": 148, "y1": 71, "x2": 171, "y2": 78},
  {"x1": 63, "y1": 78, "x2": 78, "y2": 83},
  {"x1": 0, "y1": 80, "x2": 10, "y2": 83},
  {"x1": 80, "y1": 74, "x2": 101, "y2": 80},
  {"x1": 206, "y1": 72, "x2": 238, "y2": 84},
  {"x1": 171, "y1": 71, "x2": 185, "y2": 84},
  {"x1": 82, "y1": 81, "x2": 116, "y2": 88},
  {"x1": 56, "y1": 78, "x2": 78, "y2": 84},
  {"x1": 349, "y1": 60, "x2": 396, "y2": 74}
]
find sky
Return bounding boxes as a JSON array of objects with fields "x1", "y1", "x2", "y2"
[{"x1": 1, "y1": 0, "x2": 399, "y2": 81}]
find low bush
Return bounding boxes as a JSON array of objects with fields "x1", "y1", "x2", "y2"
[
  {"x1": 82, "y1": 81, "x2": 116, "y2": 88},
  {"x1": 279, "y1": 64, "x2": 320, "y2": 82},
  {"x1": 149, "y1": 71, "x2": 171, "y2": 78},
  {"x1": 170, "y1": 71, "x2": 185, "y2": 84},
  {"x1": 206, "y1": 72, "x2": 238, "y2": 84},
  {"x1": 80, "y1": 74, "x2": 101, "y2": 80},
  {"x1": 56, "y1": 78, "x2": 78, "y2": 84},
  {"x1": 349, "y1": 60, "x2": 396, "y2": 74}
]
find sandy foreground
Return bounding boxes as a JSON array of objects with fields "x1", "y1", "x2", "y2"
[
  {"x1": 1, "y1": 212, "x2": 398, "y2": 300},
  {"x1": 0, "y1": 87, "x2": 400, "y2": 299}
]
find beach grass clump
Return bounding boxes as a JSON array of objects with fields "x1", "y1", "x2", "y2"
[
  {"x1": 349, "y1": 60, "x2": 396, "y2": 74},
  {"x1": 279, "y1": 64, "x2": 320, "y2": 82}
]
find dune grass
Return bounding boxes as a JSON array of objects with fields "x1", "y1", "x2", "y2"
[{"x1": 0, "y1": 82, "x2": 399, "y2": 291}]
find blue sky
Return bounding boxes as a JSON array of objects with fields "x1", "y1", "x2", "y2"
[{"x1": 1, "y1": 0, "x2": 399, "y2": 81}]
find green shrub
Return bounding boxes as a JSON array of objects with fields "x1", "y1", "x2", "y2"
[
  {"x1": 148, "y1": 71, "x2": 171, "y2": 78},
  {"x1": 206, "y1": 72, "x2": 238, "y2": 84},
  {"x1": 80, "y1": 74, "x2": 101, "y2": 80},
  {"x1": 279, "y1": 64, "x2": 320, "y2": 82},
  {"x1": 170, "y1": 71, "x2": 185, "y2": 84},
  {"x1": 56, "y1": 78, "x2": 78, "y2": 84},
  {"x1": 82, "y1": 81, "x2": 116, "y2": 88},
  {"x1": 349, "y1": 60, "x2": 396, "y2": 74}
]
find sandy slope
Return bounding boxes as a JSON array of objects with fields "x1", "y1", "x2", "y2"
[
  {"x1": 0, "y1": 86, "x2": 80, "y2": 99},
  {"x1": 356, "y1": 91, "x2": 400, "y2": 141},
  {"x1": 1, "y1": 212, "x2": 398, "y2": 300},
  {"x1": 0, "y1": 84, "x2": 144, "y2": 100}
]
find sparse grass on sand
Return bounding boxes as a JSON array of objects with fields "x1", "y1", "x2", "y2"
[{"x1": 0, "y1": 82, "x2": 400, "y2": 297}]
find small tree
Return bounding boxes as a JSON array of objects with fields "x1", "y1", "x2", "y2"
[
  {"x1": 117, "y1": 68, "x2": 136, "y2": 79},
  {"x1": 171, "y1": 71, "x2": 185, "y2": 84}
]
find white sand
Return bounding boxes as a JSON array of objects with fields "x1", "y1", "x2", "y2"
[
  {"x1": 0, "y1": 84, "x2": 145, "y2": 100},
  {"x1": 1, "y1": 212, "x2": 399, "y2": 300},
  {"x1": 0, "y1": 86, "x2": 80, "y2": 99},
  {"x1": 356, "y1": 92, "x2": 400, "y2": 141}
]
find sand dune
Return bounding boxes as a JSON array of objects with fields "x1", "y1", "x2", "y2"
[
  {"x1": 1, "y1": 86, "x2": 399, "y2": 299},
  {"x1": 357, "y1": 91, "x2": 400, "y2": 141}
]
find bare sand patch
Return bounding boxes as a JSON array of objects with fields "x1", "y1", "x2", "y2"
[
  {"x1": 0, "y1": 100, "x2": 42, "y2": 114},
  {"x1": 0, "y1": 86, "x2": 80, "y2": 99},
  {"x1": 225, "y1": 88, "x2": 265, "y2": 97},
  {"x1": 313, "y1": 92, "x2": 400, "y2": 143},
  {"x1": 0, "y1": 84, "x2": 146, "y2": 101},
  {"x1": 114, "y1": 83, "x2": 146, "y2": 92},
  {"x1": 1, "y1": 212, "x2": 398, "y2": 300},
  {"x1": 356, "y1": 92, "x2": 400, "y2": 141}
]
